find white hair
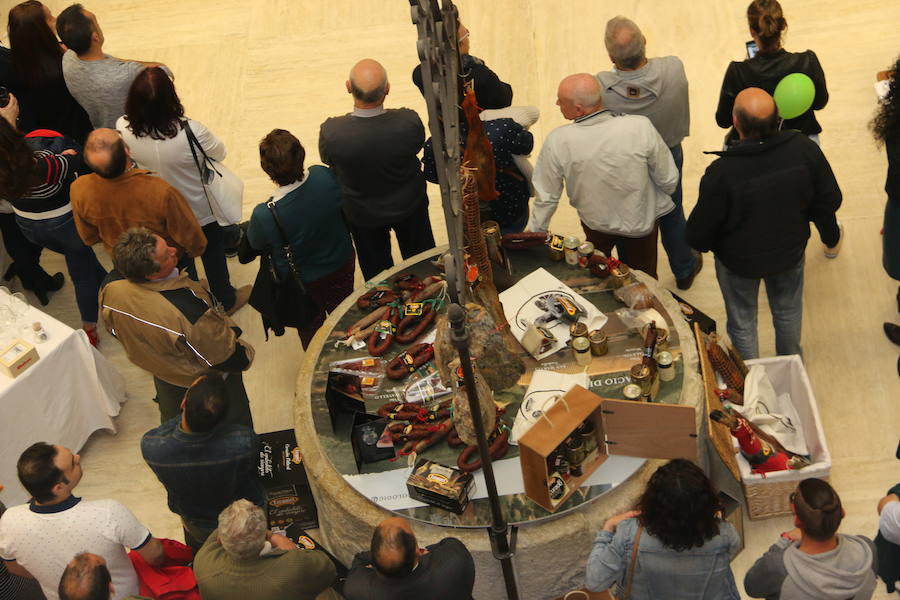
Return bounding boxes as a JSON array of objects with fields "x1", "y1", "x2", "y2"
[
  {"x1": 605, "y1": 16, "x2": 646, "y2": 69},
  {"x1": 218, "y1": 499, "x2": 267, "y2": 560}
]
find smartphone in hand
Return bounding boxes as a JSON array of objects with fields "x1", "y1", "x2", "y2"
[{"x1": 746, "y1": 40, "x2": 759, "y2": 59}]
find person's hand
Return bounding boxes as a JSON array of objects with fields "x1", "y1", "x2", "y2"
[
  {"x1": 61, "y1": 149, "x2": 77, "y2": 156},
  {"x1": 781, "y1": 528, "x2": 802, "y2": 542},
  {"x1": 268, "y1": 532, "x2": 298, "y2": 551},
  {"x1": 602, "y1": 510, "x2": 641, "y2": 533},
  {"x1": 0, "y1": 92, "x2": 19, "y2": 127}
]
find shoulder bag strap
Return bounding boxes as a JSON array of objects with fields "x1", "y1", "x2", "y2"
[
  {"x1": 622, "y1": 524, "x2": 643, "y2": 600},
  {"x1": 266, "y1": 199, "x2": 307, "y2": 293},
  {"x1": 181, "y1": 120, "x2": 218, "y2": 217}
]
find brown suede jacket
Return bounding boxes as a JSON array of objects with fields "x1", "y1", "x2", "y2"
[
  {"x1": 99, "y1": 271, "x2": 253, "y2": 387},
  {"x1": 71, "y1": 168, "x2": 207, "y2": 257}
]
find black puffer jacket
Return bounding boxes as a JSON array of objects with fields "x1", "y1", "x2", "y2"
[
  {"x1": 716, "y1": 49, "x2": 828, "y2": 136},
  {"x1": 686, "y1": 130, "x2": 841, "y2": 278}
]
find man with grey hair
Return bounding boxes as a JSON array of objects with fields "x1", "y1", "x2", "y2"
[
  {"x1": 596, "y1": 17, "x2": 701, "y2": 290},
  {"x1": 319, "y1": 58, "x2": 434, "y2": 281},
  {"x1": 99, "y1": 228, "x2": 255, "y2": 427},
  {"x1": 193, "y1": 499, "x2": 335, "y2": 600},
  {"x1": 529, "y1": 73, "x2": 678, "y2": 278}
]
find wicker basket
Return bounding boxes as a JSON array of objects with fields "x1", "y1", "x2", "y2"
[{"x1": 734, "y1": 356, "x2": 831, "y2": 519}]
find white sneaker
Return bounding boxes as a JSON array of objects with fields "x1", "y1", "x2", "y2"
[{"x1": 824, "y1": 222, "x2": 843, "y2": 259}]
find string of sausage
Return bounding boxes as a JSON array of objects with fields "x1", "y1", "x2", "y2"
[
  {"x1": 395, "y1": 305, "x2": 437, "y2": 344},
  {"x1": 385, "y1": 343, "x2": 435, "y2": 380},
  {"x1": 456, "y1": 428, "x2": 510, "y2": 472},
  {"x1": 367, "y1": 306, "x2": 400, "y2": 356}
]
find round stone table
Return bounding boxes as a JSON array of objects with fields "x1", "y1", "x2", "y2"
[{"x1": 296, "y1": 245, "x2": 706, "y2": 599}]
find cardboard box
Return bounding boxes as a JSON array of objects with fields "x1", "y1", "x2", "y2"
[
  {"x1": 518, "y1": 385, "x2": 698, "y2": 512},
  {"x1": 0, "y1": 338, "x2": 39, "y2": 378},
  {"x1": 258, "y1": 429, "x2": 319, "y2": 530},
  {"x1": 406, "y1": 458, "x2": 475, "y2": 514}
]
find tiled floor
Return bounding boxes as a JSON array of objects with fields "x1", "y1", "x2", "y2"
[{"x1": 2, "y1": 0, "x2": 898, "y2": 597}]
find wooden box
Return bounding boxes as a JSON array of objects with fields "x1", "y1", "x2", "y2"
[
  {"x1": 0, "y1": 338, "x2": 39, "y2": 378},
  {"x1": 518, "y1": 385, "x2": 699, "y2": 512}
]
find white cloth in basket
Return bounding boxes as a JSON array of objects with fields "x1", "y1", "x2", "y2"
[{"x1": 734, "y1": 365, "x2": 809, "y2": 456}]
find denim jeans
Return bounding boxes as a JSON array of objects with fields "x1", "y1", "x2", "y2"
[
  {"x1": 16, "y1": 212, "x2": 106, "y2": 323},
  {"x1": 714, "y1": 256, "x2": 804, "y2": 359},
  {"x1": 184, "y1": 222, "x2": 236, "y2": 309},
  {"x1": 659, "y1": 144, "x2": 697, "y2": 280}
]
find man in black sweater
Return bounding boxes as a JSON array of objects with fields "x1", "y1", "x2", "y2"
[
  {"x1": 343, "y1": 516, "x2": 475, "y2": 600},
  {"x1": 319, "y1": 59, "x2": 435, "y2": 281},
  {"x1": 686, "y1": 87, "x2": 841, "y2": 360}
]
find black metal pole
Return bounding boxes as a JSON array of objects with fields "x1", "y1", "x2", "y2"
[{"x1": 447, "y1": 303, "x2": 519, "y2": 600}]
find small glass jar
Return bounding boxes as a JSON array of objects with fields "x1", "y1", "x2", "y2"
[
  {"x1": 657, "y1": 351, "x2": 675, "y2": 382},
  {"x1": 569, "y1": 321, "x2": 588, "y2": 339},
  {"x1": 563, "y1": 236, "x2": 580, "y2": 266},
  {"x1": 610, "y1": 263, "x2": 631, "y2": 288},
  {"x1": 623, "y1": 383, "x2": 643, "y2": 402},
  {"x1": 577, "y1": 242, "x2": 595, "y2": 268},
  {"x1": 572, "y1": 335, "x2": 592, "y2": 366},
  {"x1": 589, "y1": 329, "x2": 608, "y2": 356}
]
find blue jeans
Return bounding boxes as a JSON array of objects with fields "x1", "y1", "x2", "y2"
[
  {"x1": 714, "y1": 256, "x2": 804, "y2": 359},
  {"x1": 16, "y1": 212, "x2": 106, "y2": 323},
  {"x1": 659, "y1": 144, "x2": 697, "y2": 280},
  {"x1": 184, "y1": 222, "x2": 236, "y2": 308}
]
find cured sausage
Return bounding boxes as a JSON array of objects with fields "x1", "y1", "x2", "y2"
[
  {"x1": 367, "y1": 306, "x2": 399, "y2": 356},
  {"x1": 385, "y1": 343, "x2": 435, "y2": 380},
  {"x1": 395, "y1": 305, "x2": 437, "y2": 344},
  {"x1": 456, "y1": 429, "x2": 510, "y2": 472}
]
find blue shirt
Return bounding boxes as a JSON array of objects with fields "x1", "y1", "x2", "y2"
[{"x1": 141, "y1": 417, "x2": 264, "y2": 527}]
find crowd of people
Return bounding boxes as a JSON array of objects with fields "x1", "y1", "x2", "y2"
[{"x1": 0, "y1": 0, "x2": 897, "y2": 598}]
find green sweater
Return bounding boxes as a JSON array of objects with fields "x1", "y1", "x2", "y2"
[
  {"x1": 247, "y1": 165, "x2": 353, "y2": 283},
  {"x1": 193, "y1": 529, "x2": 336, "y2": 600}
]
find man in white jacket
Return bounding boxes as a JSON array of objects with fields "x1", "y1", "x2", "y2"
[{"x1": 529, "y1": 73, "x2": 678, "y2": 278}]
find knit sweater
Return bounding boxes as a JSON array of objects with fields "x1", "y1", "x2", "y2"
[{"x1": 70, "y1": 168, "x2": 207, "y2": 257}]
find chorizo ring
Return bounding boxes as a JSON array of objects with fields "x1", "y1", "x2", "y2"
[
  {"x1": 367, "y1": 306, "x2": 399, "y2": 356},
  {"x1": 391, "y1": 273, "x2": 424, "y2": 292},
  {"x1": 456, "y1": 429, "x2": 511, "y2": 473},
  {"x1": 357, "y1": 287, "x2": 399, "y2": 310},
  {"x1": 395, "y1": 306, "x2": 437, "y2": 344},
  {"x1": 500, "y1": 231, "x2": 550, "y2": 249},
  {"x1": 386, "y1": 343, "x2": 434, "y2": 380},
  {"x1": 401, "y1": 418, "x2": 453, "y2": 455}
]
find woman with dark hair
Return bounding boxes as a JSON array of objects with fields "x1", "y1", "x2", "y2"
[
  {"x1": 242, "y1": 129, "x2": 355, "y2": 348},
  {"x1": 585, "y1": 459, "x2": 740, "y2": 599},
  {"x1": 0, "y1": 104, "x2": 106, "y2": 344},
  {"x1": 7, "y1": 0, "x2": 92, "y2": 142},
  {"x1": 715, "y1": 0, "x2": 828, "y2": 142},
  {"x1": 117, "y1": 67, "x2": 248, "y2": 314},
  {"x1": 872, "y1": 59, "x2": 900, "y2": 372}
]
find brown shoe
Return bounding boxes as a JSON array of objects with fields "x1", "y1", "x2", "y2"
[
  {"x1": 676, "y1": 251, "x2": 703, "y2": 290},
  {"x1": 226, "y1": 285, "x2": 252, "y2": 316}
]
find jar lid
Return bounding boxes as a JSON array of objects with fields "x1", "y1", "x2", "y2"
[
  {"x1": 656, "y1": 351, "x2": 673, "y2": 366},
  {"x1": 571, "y1": 336, "x2": 590, "y2": 351},
  {"x1": 623, "y1": 383, "x2": 642, "y2": 400},
  {"x1": 577, "y1": 241, "x2": 595, "y2": 253},
  {"x1": 563, "y1": 236, "x2": 580, "y2": 248}
]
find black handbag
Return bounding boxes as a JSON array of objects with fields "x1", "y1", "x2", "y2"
[{"x1": 247, "y1": 200, "x2": 320, "y2": 337}]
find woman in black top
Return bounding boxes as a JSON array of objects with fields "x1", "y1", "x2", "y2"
[
  {"x1": 7, "y1": 1, "x2": 91, "y2": 143},
  {"x1": 715, "y1": 0, "x2": 828, "y2": 142},
  {"x1": 872, "y1": 58, "x2": 900, "y2": 373}
]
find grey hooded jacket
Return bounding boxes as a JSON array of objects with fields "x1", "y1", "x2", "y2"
[{"x1": 744, "y1": 534, "x2": 877, "y2": 600}]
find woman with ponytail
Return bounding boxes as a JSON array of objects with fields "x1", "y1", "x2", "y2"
[
  {"x1": 716, "y1": 0, "x2": 829, "y2": 144},
  {"x1": 744, "y1": 478, "x2": 878, "y2": 599}
]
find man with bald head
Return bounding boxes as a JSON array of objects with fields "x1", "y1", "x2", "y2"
[
  {"x1": 597, "y1": 16, "x2": 701, "y2": 290},
  {"x1": 343, "y1": 516, "x2": 475, "y2": 600},
  {"x1": 687, "y1": 88, "x2": 842, "y2": 359},
  {"x1": 530, "y1": 73, "x2": 678, "y2": 278},
  {"x1": 71, "y1": 128, "x2": 207, "y2": 276},
  {"x1": 319, "y1": 59, "x2": 434, "y2": 281},
  {"x1": 58, "y1": 553, "x2": 149, "y2": 600}
]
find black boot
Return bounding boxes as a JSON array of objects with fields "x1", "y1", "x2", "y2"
[
  {"x1": 33, "y1": 272, "x2": 65, "y2": 306},
  {"x1": 3, "y1": 262, "x2": 15, "y2": 282}
]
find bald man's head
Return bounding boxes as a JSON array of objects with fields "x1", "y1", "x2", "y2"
[
  {"x1": 371, "y1": 516, "x2": 418, "y2": 578},
  {"x1": 58, "y1": 552, "x2": 112, "y2": 600},
  {"x1": 84, "y1": 128, "x2": 128, "y2": 179},
  {"x1": 733, "y1": 87, "x2": 779, "y2": 140},
  {"x1": 557, "y1": 73, "x2": 604, "y2": 120},
  {"x1": 347, "y1": 59, "x2": 389, "y2": 107}
]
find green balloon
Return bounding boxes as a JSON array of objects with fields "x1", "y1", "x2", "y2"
[{"x1": 773, "y1": 73, "x2": 816, "y2": 120}]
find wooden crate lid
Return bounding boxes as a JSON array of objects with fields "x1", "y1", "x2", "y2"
[{"x1": 694, "y1": 322, "x2": 741, "y2": 481}]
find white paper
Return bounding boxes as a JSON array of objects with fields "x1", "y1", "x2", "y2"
[{"x1": 499, "y1": 268, "x2": 608, "y2": 360}]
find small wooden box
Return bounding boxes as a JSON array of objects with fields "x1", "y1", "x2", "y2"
[
  {"x1": 0, "y1": 338, "x2": 39, "y2": 378},
  {"x1": 518, "y1": 385, "x2": 698, "y2": 512}
]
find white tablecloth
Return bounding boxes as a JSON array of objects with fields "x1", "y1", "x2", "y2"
[{"x1": 0, "y1": 306, "x2": 127, "y2": 506}]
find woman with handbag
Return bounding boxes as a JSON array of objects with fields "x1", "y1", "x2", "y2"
[
  {"x1": 585, "y1": 459, "x2": 741, "y2": 600},
  {"x1": 243, "y1": 129, "x2": 355, "y2": 348},
  {"x1": 117, "y1": 67, "x2": 249, "y2": 314}
]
